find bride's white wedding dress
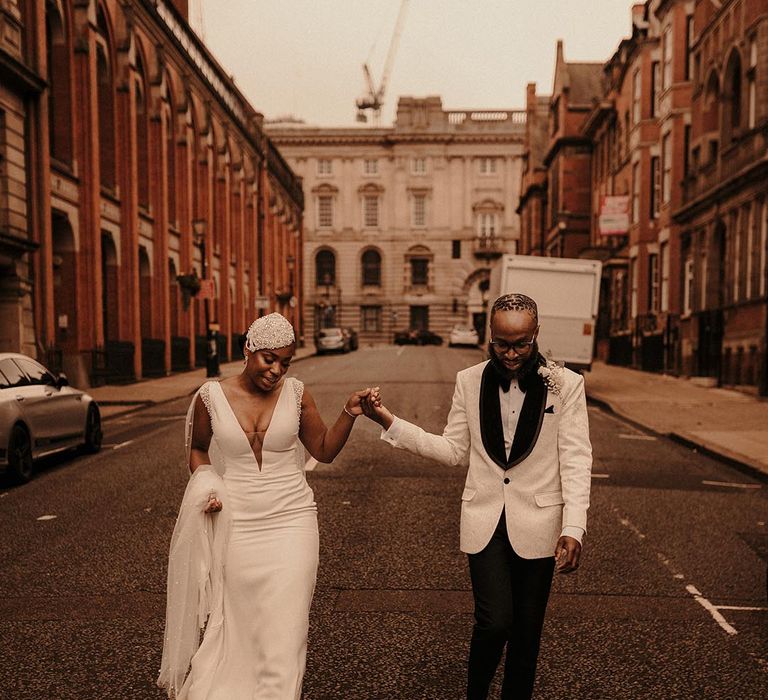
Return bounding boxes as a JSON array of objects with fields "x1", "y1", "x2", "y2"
[{"x1": 161, "y1": 377, "x2": 318, "y2": 700}]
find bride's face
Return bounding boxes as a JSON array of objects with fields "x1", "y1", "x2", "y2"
[{"x1": 245, "y1": 344, "x2": 295, "y2": 391}]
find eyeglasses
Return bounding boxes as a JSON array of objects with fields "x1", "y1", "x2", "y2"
[{"x1": 489, "y1": 332, "x2": 537, "y2": 356}]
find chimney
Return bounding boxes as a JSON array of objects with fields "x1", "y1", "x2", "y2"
[
  {"x1": 631, "y1": 4, "x2": 647, "y2": 29},
  {"x1": 556, "y1": 39, "x2": 564, "y2": 66},
  {"x1": 172, "y1": 0, "x2": 189, "y2": 20}
]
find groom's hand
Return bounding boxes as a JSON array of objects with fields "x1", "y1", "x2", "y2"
[
  {"x1": 361, "y1": 389, "x2": 394, "y2": 430},
  {"x1": 554, "y1": 536, "x2": 581, "y2": 574}
]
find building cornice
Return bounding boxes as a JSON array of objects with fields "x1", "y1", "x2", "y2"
[
  {"x1": 543, "y1": 135, "x2": 593, "y2": 166},
  {"x1": 0, "y1": 49, "x2": 46, "y2": 95},
  {"x1": 269, "y1": 131, "x2": 524, "y2": 148}
]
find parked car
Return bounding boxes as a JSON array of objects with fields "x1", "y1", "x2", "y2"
[
  {"x1": 448, "y1": 325, "x2": 480, "y2": 347},
  {"x1": 342, "y1": 327, "x2": 359, "y2": 351},
  {"x1": 315, "y1": 327, "x2": 351, "y2": 354},
  {"x1": 394, "y1": 329, "x2": 444, "y2": 346},
  {"x1": 0, "y1": 353, "x2": 102, "y2": 483}
]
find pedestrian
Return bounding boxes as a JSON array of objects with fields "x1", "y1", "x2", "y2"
[
  {"x1": 158, "y1": 312, "x2": 375, "y2": 699},
  {"x1": 361, "y1": 293, "x2": 593, "y2": 699}
]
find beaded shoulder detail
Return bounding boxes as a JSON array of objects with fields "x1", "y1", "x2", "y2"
[
  {"x1": 291, "y1": 378, "x2": 304, "y2": 424},
  {"x1": 198, "y1": 382, "x2": 214, "y2": 426}
]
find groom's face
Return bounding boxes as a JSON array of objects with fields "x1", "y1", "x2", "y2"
[{"x1": 489, "y1": 310, "x2": 539, "y2": 374}]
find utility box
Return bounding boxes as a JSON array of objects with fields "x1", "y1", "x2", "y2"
[{"x1": 488, "y1": 255, "x2": 602, "y2": 372}]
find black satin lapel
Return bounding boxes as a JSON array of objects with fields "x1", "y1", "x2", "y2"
[
  {"x1": 479, "y1": 363, "x2": 508, "y2": 469},
  {"x1": 507, "y1": 372, "x2": 547, "y2": 467}
]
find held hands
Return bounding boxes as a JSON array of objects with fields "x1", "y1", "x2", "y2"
[
  {"x1": 554, "y1": 536, "x2": 581, "y2": 574},
  {"x1": 204, "y1": 491, "x2": 223, "y2": 514},
  {"x1": 344, "y1": 387, "x2": 380, "y2": 418},
  {"x1": 360, "y1": 387, "x2": 394, "y2": 430}
]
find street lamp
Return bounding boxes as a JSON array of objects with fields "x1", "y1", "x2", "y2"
[{"x1": 192, "y1": 219, "x2": 220, "y2": 378}]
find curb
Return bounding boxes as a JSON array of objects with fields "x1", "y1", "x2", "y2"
[
  {"x1": 586, "y1": 392, "x2": 768, "y2": 485},
  {"x1": 101, "y1": 350, "x2": 316, "y2": 422}
]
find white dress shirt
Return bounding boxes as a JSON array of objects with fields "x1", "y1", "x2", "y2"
[{"x1": 381, "y1": 378, "x2": 584, "y2": 545}]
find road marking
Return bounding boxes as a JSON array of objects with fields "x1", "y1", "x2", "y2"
[
  {"x1": 304, "y1": 457, "x2": 319, "y2": 472},
  {"x1": 36, "y1": 514, "x2": 57, "y2": 521},
  {"x1": 111, "y1": 440, "x2": 134, "y2": 451},
  {"x1": 396, "y1": 345, "x2": 405, "y2": 357},
  {"x1": 617, "y1": 433, "x2": 657, "y2": 441},
  {"x1": 715, "y1": 605, "x2": 768, "y2": 612},
  {"x1": 686, "y1": 585, "x2": 738, "y2": 636},
  {"x1": 591, "y1": 473, "x2": 610, "y2": 479},
  {"x1": 701, "y1": 480, "x2": 761, "y2": 489}
]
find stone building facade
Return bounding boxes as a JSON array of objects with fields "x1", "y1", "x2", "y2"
[
  {"x1": 0, "y1": 0, "x2": 303, "y2": 387},
  {"x1": 269, "y1": 97, "x2": 526, "y2": 345}
]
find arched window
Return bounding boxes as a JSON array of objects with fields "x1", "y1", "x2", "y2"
[
  {"x1": 46, "y1": 1, "x2": 73, "y2": 163},
  {"x1": 165, "y1": 98, "x2": 177, "y2": 226},
  {"x1": 724, "y1": 51, "x2": 742, "y2": 138},
  {"x1": 315, "y1": 249, "x2": 335, "y2": 287},
  {"x1": 361, "y1": 249, "x2": 381, "y2": 286},
  {"x1": 135, "y1": 55, "x2": 150, "y2": 209},
  {"x1": 96, "y1": 7, "x2": 116, "y2": 189}
]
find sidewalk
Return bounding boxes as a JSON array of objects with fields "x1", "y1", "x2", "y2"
[
  {"x1": 88, "y1": 346, "x2": 315, "y2": 419},
  {"x1": 585, "y1": 361, "x2": 768, "y2": 480}
]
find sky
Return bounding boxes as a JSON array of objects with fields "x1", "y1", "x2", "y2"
[{"x1": 195, "y1": 1, "x2": 636, "y2": 127}]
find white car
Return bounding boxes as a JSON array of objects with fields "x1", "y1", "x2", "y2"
[
  {"x1": 448, "y1": 325, "x2": 480, "y2": 347},
  {"x1": 0, "y1": 353, "x2": 102, "y2": 483}
]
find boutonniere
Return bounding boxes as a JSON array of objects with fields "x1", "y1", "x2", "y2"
[{"x1": 537, "y1": 359, "x2": 564, "y2": 396}]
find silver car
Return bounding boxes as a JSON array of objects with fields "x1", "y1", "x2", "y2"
[{"x1": 0, "y1": 353, "x2": 102, "y2": 483}]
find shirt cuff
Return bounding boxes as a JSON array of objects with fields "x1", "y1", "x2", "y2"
[
  {"x1": 560, "y1": 526, "x2": 584, "y2": 544},
  {"x1": 380, "y1": 416, "x2": 404, "y2": 445}
]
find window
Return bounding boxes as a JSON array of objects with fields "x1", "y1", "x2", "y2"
[
  {"x1": 479, "y1": 157, "x2": 497, "y2": 175},
  {"x1": 651, "y1": 61, "x2": 660, "y2": 117},
  {"x1": 15, "y1": 358, "x2": 56, "y2": 386},
  {"x1": 632, "y1": 69, "x2": 641, "y2": 125},
  {"x1": 683, "y1": 125, "x2": 691, "y2": 177},
  {"x1": 317, "y1": 195, "x2": 333, "y2": 228},
  {"x1": 315, "y1": 249, "x2": 336, "y2": 287},
  {"x1": 662, "y1": 133, "x2": 672, "y2": 204},
  {"x1": 363, "y1": 195, "x2": 379, "y2": 228},
  {"x1": 411, "y1": 157, "x2": 427, "y2": 175},
  {"x1": 650, "y1": 156, "x2": 661, "y2": 218},
  {"x1": 361, "y1": 249, "x2": 381, "y2": 286},
  {"x1": 662, "y1": 25, "x2": 673, "y2": 90},
  {"x1": 0, "y1": 359, "x2": 30, "y2": 387},
  {"x1": 477, "y1": 213, "x2": 498, "y2": 238},
  {"x1": 411, "y1": 258, "x2": 429, "y2": 286},
  {"x1": 630, "y1": 257, "x2": 638, "y2": 318},
  {"x1": 748, "y1": 37, "x2": 757, "y2": 129},
  {"x1": 412, "y1": 193, "x2": 426, "y2": 227},
  {"x1": 361, "y1": 305, "x2": 382, "y2": 332},
  {"x1": 648, "y1": 253, "x2": 659, "y2": 312},
  {"x1": 683, "y1": 257, "x2": 694, "y2": 314},
  {"x1": 452, "y1": 240, "x2": 461, "y2": 259},
  {"x1": 660, "y1": 242, "x2": 670, "y2": 311},
  {"x1": 685, "y1": 15, "x2": 694, "y2": 81},
  {"x1": 363, "y1": 159, "x2": 378, "y2": 175},
  {"x1": 317, "y1": 159, "x2": 333, "y2": 176},
  {"x1": 632, "y1": 162, "x2": 640, "y2": 224}
]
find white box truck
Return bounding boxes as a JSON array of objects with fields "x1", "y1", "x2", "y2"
[{"x1": 488, "y1": 255, "x2": 602, "y2": 371}]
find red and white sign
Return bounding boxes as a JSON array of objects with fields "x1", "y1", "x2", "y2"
[
  {"x1": 197, "y1": 278, "x2": 216, "y2": 300},
  {"x1": 598, "y1": 196, "x2": 630, "y2": 236}
]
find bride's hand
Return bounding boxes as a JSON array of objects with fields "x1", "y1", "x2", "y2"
[
  {"x1": 204, "y1": 492, "x2": 223, "y2": 513},
  {"x1": 344, "y1": 387, "x2": 377, "y2": 417},
  {"x1": 361, "y1": 388, "x2": 394, "y2": 429}
]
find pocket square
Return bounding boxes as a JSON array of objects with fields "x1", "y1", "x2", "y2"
[{"x1": 544, "y1": 405, "x2": 556, "y2": 414}]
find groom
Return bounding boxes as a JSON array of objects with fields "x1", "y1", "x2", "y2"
[{"x1": 363, "y1": 293, "x2": 592, "y2": 699}]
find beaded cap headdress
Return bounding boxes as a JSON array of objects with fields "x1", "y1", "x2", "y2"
[{"x1": 244, "y1": 313, "x2": 295, "y2": 352}]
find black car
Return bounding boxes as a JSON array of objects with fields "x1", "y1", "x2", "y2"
[{"x1": 394, "y1": 329, "x2": 443, "y2": 346}]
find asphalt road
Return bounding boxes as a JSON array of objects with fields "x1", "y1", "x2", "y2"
[{"x1": 0, "y1": 345, "x2": 765, "y2": 699}]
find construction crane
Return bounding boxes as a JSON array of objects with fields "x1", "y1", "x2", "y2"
[{"x1": 355, "y1": 0, "x2": 409, "y2": 124}]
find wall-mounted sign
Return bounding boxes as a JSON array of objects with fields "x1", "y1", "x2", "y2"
[{"x1": 598, "y1": 196, "x2": 630, "y2": 236}]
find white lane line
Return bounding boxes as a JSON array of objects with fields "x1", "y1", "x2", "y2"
[
  {"x1": 111, "y1": 440, "x2": 134, "y2": 451},
  {"x1": 686, "y1": 585, "x2": 738, "y2": 636},
  {"x1": 617, "y1": 433, "x2": 657, "y2": 441},
  {"x1": 396, "y1": 345, "x2": 405, "y2": 357},
  {"x1": 37, "y1": 514, "x2": 57, "y2": 521},
  {"x1": 304, "y1": 457, "x2": 319, "y2": 472},
  {"x1": 591, "y1": 473, "x2": 610, "y2": 479},
  {"x1": 715, "y1": 605, "x2": 768, "y2": 612},
  {"x1": 701, "y1": 480, "x2": 761, "y2": 489}
]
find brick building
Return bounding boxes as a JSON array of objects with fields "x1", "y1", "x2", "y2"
[
  {"x1": 269, "y1": 97, "x2": 526, "y2": 345},
  {"x1": 0, "y1": 0, "x2": 303, "y2": 387},
  {"x1": 675, "y1": 0, "x2": 768, "y2": 394}
]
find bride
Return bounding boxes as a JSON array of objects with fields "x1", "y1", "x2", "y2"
[{"x1": 158, "y1": 313, "x2": 375, "y2": 699}]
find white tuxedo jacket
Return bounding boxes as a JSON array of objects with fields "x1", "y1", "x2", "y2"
[{"x1": 382, "y1": 360, "x2": 592, "y2": 558}]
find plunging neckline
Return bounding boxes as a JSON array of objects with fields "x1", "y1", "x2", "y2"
[{"x1": 215, "y1": 379, "x2": 287, "y2": 471}]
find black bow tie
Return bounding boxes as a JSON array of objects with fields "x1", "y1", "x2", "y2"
[{"x1": 499, "y1": 375, "x2": 512, "y2": 393}]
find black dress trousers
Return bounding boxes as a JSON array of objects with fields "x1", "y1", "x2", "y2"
[{"x1": 466, "y1": 511, "x2": 555, "y2": 700}]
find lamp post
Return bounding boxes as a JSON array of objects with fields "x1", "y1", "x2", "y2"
[
  {"x1": 286, "y1": 253, "x2": 296, "y2": 327},
  {"x1": 192, "y1": 219, "x2": 219, "y2": 377}
]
